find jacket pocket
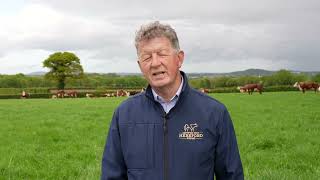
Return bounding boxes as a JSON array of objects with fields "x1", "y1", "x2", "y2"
[{"x1": 120, "y1": 123, "x2": 154, "y2": 169}]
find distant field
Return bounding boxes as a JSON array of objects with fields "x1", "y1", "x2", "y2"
[{"x1": 0, "y1": 92, "x2": 319, "y2": 180}]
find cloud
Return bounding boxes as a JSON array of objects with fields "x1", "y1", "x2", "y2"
[{"x1": 0, "y1": 0, "x2": 319, "y2": 74}]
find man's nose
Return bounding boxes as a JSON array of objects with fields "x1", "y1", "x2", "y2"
[{"x1": 150, "y1": 53, "x2": 161, "y2": 67}]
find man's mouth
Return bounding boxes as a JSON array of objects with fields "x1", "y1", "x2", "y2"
[{"x1": 152, "y1": 71, "x2": 165, "y2": 76}]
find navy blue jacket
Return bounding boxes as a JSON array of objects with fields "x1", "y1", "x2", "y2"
[{"x1": 101, "y1": 71, "x2": 243, "y2": 180}]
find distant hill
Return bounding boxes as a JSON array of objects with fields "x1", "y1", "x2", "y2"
[
  {"x1": 187, "y1": 69, "x2": 275, "y2": 78},
  {"x1": 27, "y1": 71, "x2": 46, "y2": 76},
  {"x1": 228, "y1": 69, "x2": 274, "y2": 76},
  {"x1": 187, "y1": 68, "x2": 320, "y2": 78}
]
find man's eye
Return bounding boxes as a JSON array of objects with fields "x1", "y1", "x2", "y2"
[{"x1": 142, "y1": 57, "x2": 151, "y2": 61}]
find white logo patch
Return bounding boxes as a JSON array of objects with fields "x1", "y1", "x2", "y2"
[{"x1": 179, "y1": 123, "x2": 204, "y2": 140}]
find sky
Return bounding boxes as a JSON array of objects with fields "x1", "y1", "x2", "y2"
[{"x1": 0, "y1": 0, "x2": 319, "y2": 74}]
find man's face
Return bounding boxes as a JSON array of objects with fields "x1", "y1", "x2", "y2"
[{"x1": 137, "y1": 37, "x2": 184, "y2": 90}]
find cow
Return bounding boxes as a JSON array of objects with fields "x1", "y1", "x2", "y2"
[
  {"x1": 103, "y1": 93, "x2": 113, "y2": 97},
  {"x1": 128, "y1": 90, "x2": 141, "y2": 96},
  {"x1": 55, "y1": 90, "x2": 78, "y2": 98},
  {"x1": 86, "y1": 93, "x2": 94, "y2": 98},
  {"x1": 293, "y1": 82, "x2": 319, "y2": 93},
  {"x1": 237, "y1": 86, "x2": 247, "y2": 93},
  {"x1": 184, "y1": 123, "x2": 198, "y2": 132},
  {"x1": 67, "y1": 91, "x2": 78, "y2": 98},
  {"x1": 104, "y1": 92, "x2": 118, "y2": 97},
  {"x1": 21, "y1": 90, "x2": 30, "y2": 99},
  {"x1": 56, "y1": 90, "x2": 65, "y2": 98},
  {"x1": 116, "y1": 89, "x2": 129, "y2": 97},
  {"x1": 238, "y1": 84, "x2": 263, "y2": 95},
  {"x1": 199, "y1": 88, "x2": 209, "y2": 94}
]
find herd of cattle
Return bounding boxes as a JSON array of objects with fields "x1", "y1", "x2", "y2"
[
  {"x1": 236, "y1": 81, "x2": 320, "y2": 95},
  {"x1": 20, "y1": 81, "x2": 320, "y2": 99},
  {"x1": 20, "y1": 89, "x2": 145, "y2": 99},
  {"x1": 48, "y1": 89, "x2": 146, "y2": 99}
]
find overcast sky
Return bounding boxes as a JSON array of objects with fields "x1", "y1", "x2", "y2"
[{"x1": 0, "y1": 0, "x2": 319, "y2": 74}]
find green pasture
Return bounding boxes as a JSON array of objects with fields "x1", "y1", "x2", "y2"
[{"x1": 0, "y1": 92, "x2": 319, "y2": 180}]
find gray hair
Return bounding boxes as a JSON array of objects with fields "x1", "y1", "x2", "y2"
[{"x1": 135, "y1": 21, "x2": 180, "y2": 53}]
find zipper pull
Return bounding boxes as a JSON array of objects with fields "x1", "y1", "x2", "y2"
[{"x1": 163, "y1": 114, "x2": 168, "y2": 133}]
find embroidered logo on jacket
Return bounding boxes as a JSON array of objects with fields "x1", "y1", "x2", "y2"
[{"x1": 179, "y1": 123, "x2": 203, "y2": 140}]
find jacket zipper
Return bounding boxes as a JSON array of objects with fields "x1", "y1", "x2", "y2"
[{"x1": 163, "y1": 113, "x2": 168, "y2": 180}]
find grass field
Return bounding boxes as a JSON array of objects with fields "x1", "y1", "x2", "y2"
[{"x1": 0, "y1": 92, "x2": 319, "y2": 180}]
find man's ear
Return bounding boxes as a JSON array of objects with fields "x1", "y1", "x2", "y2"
[{"x1": 177, "y1": 50, "x2": 184, "y2": 68}]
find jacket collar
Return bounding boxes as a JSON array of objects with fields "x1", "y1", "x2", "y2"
[{"x1": 145, "y1": 71, "x2": 190, "y2": 101}]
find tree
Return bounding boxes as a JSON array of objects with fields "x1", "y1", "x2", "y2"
[
  {"x1": 200, "y1": 78, "x2": 211, "y2": 88},
  {"x1": 271, "y1": 69, "x2": 295, "y2": 85},
  {"x1": 43, "y1": 52, "x2": 84, "y2": 89},
  {"x1": 312, "y1": 73, "x2": 320, "y2": 83}
]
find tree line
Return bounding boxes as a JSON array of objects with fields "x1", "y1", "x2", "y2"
[
  {"x1": 189, "y1": 70, "x2": 320, "y2": 89},
  {"x1": 0, "y1": 70, "x2": 319, "y2": 89},
  {"x1": 1, "y1": 51, "x2": 319, "y2": 90},
  {"x1": 0, "y1": 73, "x2": 147, "y2": 89}
]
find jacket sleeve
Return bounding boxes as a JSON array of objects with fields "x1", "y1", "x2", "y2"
[
  {"x1": 101, "y1": 109, "x2": 128, "y2": 180},
  {"x1": 214, "y1": 108, "x2": 244, "y2": 180}
]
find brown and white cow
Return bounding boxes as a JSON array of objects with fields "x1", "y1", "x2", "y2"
[
  {"x1": 199, "y1": 88, "x2": 209, "y2": 94},
  {"x1": 237, "y1": 86, "x2": 247, "y2": 93},
  {"x1": 103, "y1": 93, "x2": 115, "y2": 97},
  {"x1": 238, "y1": 84, "x2": 263, "y2": 95},
  {"x1": 116, "y1": 89, "x2": 129, "y2": 97},
  {"x1": 56, "y1": 90, "x2": 65, "y2": 98},
  {"x1": 86, "y1": 93, "x2": 94, "y2": 98},
  {"x1": 56, "y1": 90, "x2": 78, "y2": 98},
  {"x1": 128, "y1": 90, "x2": 141, "y2": 96},
  {"x1": 21, "y1": 90, "x2": 30, "y2": 99},
  {"x1": 293, "y1": 82, "x2": 319, "y2": 93},
  {"x1": 67, "y1": 91, "x2": 78, "y2": 98}
]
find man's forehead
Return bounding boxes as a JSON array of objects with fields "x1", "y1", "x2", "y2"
[
  {"x1": 138, "y1": 37, "x2": 172, "y2": 51},
  {"x1": 139, "y1": 48, "x2": 171, "y2": 54}
]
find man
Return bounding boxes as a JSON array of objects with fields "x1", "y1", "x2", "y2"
[{"x1": 101, "y1": 21, "x2": 244, "y2": 180}]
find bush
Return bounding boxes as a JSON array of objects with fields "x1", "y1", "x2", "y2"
[
  {"x1": 0, "y1": 93, "x2": 52, "y2": 99},
  {"x1": 208, "y1": 87, "x2": 239, "y2": 93},
  {"x1": 0, "y1": 88, "x2": 50, "y2": 95},
  {"x1": 263, "y1": 85, "x2": 297, "y2": 92},
  {"x1": 29, "y1": 93, "x2": 52, "y2": 98},
  {"x1": 0, "y1": 94, "x2": 21, "y2": 99}
]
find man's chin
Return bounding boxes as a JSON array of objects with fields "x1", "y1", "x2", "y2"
[{"x1": 150, "y1": 80, "x2": 168, "y2": 89}]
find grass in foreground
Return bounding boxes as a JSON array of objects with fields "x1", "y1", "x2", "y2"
[
  {"x1": 213, "y1": 92, "x2": 320, "y2": 179},
  {"x1": 0, "y1": 92, "x2": 319, "y2": 179}
]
